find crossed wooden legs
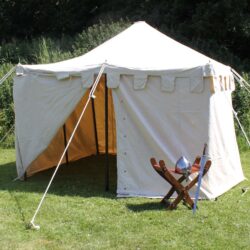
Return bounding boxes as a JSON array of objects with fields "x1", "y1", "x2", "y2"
[{"x1": 150, "y1": 157, "x2": 211, "y2": 210}]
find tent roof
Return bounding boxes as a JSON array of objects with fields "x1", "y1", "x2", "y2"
[{"x1": 17, "y1": 21, "x2": 229, "y2": 74}]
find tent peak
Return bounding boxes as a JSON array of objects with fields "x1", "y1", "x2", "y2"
[
  {"x1": 17, "y1": 21, "x2": 230, "y2": 73},
  {"x1": 133, "y1": 21, "x2": 146, "y2": 24}
]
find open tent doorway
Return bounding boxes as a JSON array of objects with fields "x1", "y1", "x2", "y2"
[{"x1": 25, "y1": 75, "x2": 117, "y2": 191}]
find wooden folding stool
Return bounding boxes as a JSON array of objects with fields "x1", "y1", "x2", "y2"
[{"x1": 150, "y1": 157, "x2": 211, "y2": 210}]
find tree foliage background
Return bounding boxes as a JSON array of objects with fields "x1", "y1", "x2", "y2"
[
  {"x1": 0, "y1": 0, "x2": 249, "y2": 148},
  {"x1": 1, "y1": 0, "x2": 249, "y2": 69}
]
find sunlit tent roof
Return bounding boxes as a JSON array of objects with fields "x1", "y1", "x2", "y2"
[
  {"x1": 17, "y1": 21, "x2": 228, "y2": 74},
  {"x1": 14, "y1": 21, "x2": 244, "y2": 199}
]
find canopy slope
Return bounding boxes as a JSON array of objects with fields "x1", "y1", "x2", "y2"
[{"x1": 17, "y1": 21, "x2": 229, "y2": 75}]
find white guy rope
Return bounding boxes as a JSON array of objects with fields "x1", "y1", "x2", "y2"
[
  {"x1": 233, "y1": 109, "x2": 250, "y2": 147},
  {"x1": 29, "y1": 63, "x2": 106, "y2": 230},
  {"x1": 231, "y1": 68, "x2": 250, "y2": 88},
  {"x1": 232, "y1": 70, "x2": 250, "y2": 95},
  {"x1": 0, "y1": 66, "x2": 16, "y2": 86},
  {"x1": 0, "y1": 124, "x2": 15, "y2": 144},
  {"x1": 238, "y1": 81, "x2": 250, "y2": 95},
  {"x1": 219, "y1": 81, "x2": 250, "y2": 147}
]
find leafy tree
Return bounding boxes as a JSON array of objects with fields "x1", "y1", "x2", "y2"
[
  {"x1": 0, "y1": 63, "x2": 15, "y2": 146},
  {"x1": 1, "y1": 0, "x2": 249, "y2": 72}
]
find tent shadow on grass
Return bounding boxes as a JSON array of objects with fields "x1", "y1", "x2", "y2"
[
  {"x1": 126, "y1": 201, "x2": 166, "y2": 212},
  {"x1": 0, "y1": 154, "x2": 118, "y2": 199}
]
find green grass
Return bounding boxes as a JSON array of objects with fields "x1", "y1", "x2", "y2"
[{"x1": 0, "y1": 148, "x2": 249, "y2": 250}]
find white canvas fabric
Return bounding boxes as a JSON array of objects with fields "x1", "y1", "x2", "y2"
[
  {"x1": 13, "y1": 21, "x2": 244, "y2": 199},
  {"x1": 112, "y1": 75, "x2": 244, "y2": 199},
  {"x1": 16, "y1": 21, "x2": 229, "y2": 74},
  {"x1": 113, "y1": 74, "x2": 209, "y2": 197},
  {"x1": 14, "y1": 74, "x2": 86, "y2": 177}
]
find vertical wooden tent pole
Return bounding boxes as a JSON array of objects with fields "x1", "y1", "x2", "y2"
[
  {"x1": 104, "y1": 74, "x2": 109, "y2": 191},
  {"x1": 63, "y1": 124, "x2": 69, "y2": 165},
  {"x1": 91, "y1": 93, "x2": 99, "y2": 155}
]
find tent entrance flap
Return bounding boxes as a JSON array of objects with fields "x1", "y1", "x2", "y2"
[{"x1": 26, "y1": 75, "x2": 117, "y2": 177}]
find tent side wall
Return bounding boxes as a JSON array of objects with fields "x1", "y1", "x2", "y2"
[
  {"x1": 205, "y1": 89, "x2": 244, "y2": 198},
  {"x1": 112, "y1": 74, "x2": 244, "y2": 199},
  {"x1": 113, "y1": 75, "x2": 212, "y2": 197}
]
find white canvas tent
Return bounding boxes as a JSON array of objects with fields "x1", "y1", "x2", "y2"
[{"x1": 14, "y1": 21, "x2": 244, "y2": 199}]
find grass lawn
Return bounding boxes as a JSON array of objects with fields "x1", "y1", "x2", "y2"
[{"x1": 0, "y1": 148, "x2": 249, "y2": 250}]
